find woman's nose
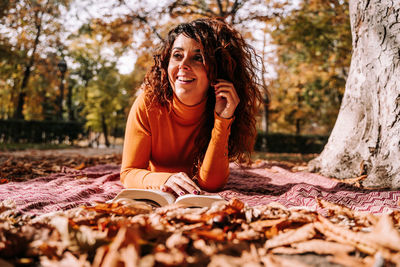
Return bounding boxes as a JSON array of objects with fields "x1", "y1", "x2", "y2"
[{"x1": 179, "y1": 57, "x2": 190, "y2": 70}]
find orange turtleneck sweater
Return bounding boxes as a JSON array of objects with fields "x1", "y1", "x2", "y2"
[{"x1": 120, "y1": 92, "x2": 233, "y2": 192}]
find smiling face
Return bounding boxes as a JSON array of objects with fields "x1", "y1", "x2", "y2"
[{"x1": 168, "y1": 34, "x2": 210, "y2": 106}]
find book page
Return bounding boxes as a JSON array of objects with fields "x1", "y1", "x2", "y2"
[
  {"x1": 111, "y1": 189, "x2": 176, "y2": 207},
  {"x1": 175, "y1": 194, "x2": 226, "y2": 208}
]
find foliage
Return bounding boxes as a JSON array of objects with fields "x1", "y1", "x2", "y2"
[
  {"x1": 83, "y1": 64, "x2": 130, "y2": 140},
  {"x1": 268, "y1": 0, "x2": 352, "y2": 134},
  {"x1": 87, "y1": 0, "x2": 290, "y2": 136},
  {"x1": 0, "y1": 0, "x2": 353, "y2": 143},
  {"x1": 0, "y1": 0, "x2": 72, "y2": 120},
  {"x1": 67, "y1": 32, "x2": 135, "y2": 145}
]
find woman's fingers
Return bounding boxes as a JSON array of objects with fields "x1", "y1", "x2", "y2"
[
  {"x1": 213, "y1": 79, "x2": 240, "y2": 118},
  {"x1": 174, "y1": 173, "x2": 201, "y2": 195},
  {"x1": 163, "y1": 172, "x2": 201, "y2": 196},
  {"x1": 176, "y1": 172, "x2": 201, "y2": 191},
  {"x1": 215, "y1": 89, "x2": 239, "y2": 106},
  {"x1": 165, "y1": 181, "x2": 185, "y2": 196},
  {"x1": 214, "y1": 81, "x2": 239, "y2": 102}
]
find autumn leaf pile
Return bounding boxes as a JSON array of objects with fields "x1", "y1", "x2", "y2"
[
  {"x1": 0, "y1": 153, "x2": 121, "y2": 183},
  {"x1": 1, "y1": 197, "x2": 400, "y2": 267}
]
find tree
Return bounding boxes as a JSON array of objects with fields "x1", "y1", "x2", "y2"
[
  {"x1": 68, "y1": 31, "x2": 135, "y2": 146},
  {"x1": 0, "y1": 0, "x2": 71, "y2": 120},
  {"x1": 309, "y1": 0, "x2": 400, "y2": 188},
  {"x1": 88, "y1": 0, "x2": 289, "y2": 134},
  {"x1": 83, "y1": 63, "x2": 130, "y2": 147},
  {"x1": 268, "y1": 0, "x2": 351, "y2": 134}
]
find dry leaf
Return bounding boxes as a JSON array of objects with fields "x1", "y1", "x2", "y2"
[
  {"x1": 265, "y1": 223, "x2": 316, "y2": 249},
  {"x1": 272, "y1": 239, "x2": 354, "y2": 255}
]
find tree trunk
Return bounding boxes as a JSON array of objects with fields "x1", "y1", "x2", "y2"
[
  {"x1": 264, "y1": 97, "x2": 269, "y2": 134},
  {"x1": 14, "y1": 62, "x2": 32, "y2": 119},
  {"x1": 13, "y1": 11, "x2": 43, "y2": 119},
  {"x1": 101, "y1": 113, "x2": 110, "y2": 147},
  {"x1": 309, "y1": 0, "x2": 400, "y2": 188},
  {"x1": 67, "y1": 82, "x2": 74, "y2": 121},
  {"x1": 57, "y1": 71, "x2": 65, "y2": 120},
  {"x1": 261, "y1": 27, "x2": 270, "y2": 135}
]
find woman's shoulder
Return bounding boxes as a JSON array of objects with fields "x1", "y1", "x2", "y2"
[
  {"x1": 132, "y1": 90, "x2": 153, "y2": 110},
  {"x1": 132, "y1": 90, "x2": 167, "y2": 116}
]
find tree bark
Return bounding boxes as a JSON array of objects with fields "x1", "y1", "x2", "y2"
[
  {"x1": 101, "y1": 113, "x2": 110, "y2": 148},
  {"x1": 261, "y1": 27, "x2": 270, "y2": 135},
  {"x1": 57, "y1": 71, "x2": 65, "y2": 120},
  {"x1": 67, "y1": 82, "x2": 74, "y2": 121},
  {"x1": 309, "y1": 0, "x2": 400, "y2": 188},
  {"x1": 13, "y1": 4, "x2": 44, "y2": 119}
]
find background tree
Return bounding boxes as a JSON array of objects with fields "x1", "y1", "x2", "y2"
[
  {"x1": 309, "y1": 0, "x2": 400, "y2": 188},
  {"x1": 68, "y1": 0, "x2": 350, "y2": 138},
  {"x1": 268, "y1": 0, "x2": 351, "y2": 135},
  {"x1": 68, "y1": 31, "x2": 135, "y2": 146},
  {"x1": 83, "y1": 63, "x2": 130, "y2": 147},
  {"x1": 0, "y1": 0, "x2": 71, "y2": 120},
  {"x1": 86, "y1": 0, "x2": 290, "y2": 134},
  {"x1": 0, "y1": 0, "x2": 354, "y2": 147}
]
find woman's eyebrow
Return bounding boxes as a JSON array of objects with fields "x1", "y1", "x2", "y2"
[{"x1": 171, "y1": 47, "x2": 202, "y2": 53}]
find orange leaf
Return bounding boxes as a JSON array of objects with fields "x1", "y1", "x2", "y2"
[{"x1": 75, "y1": 163, "x2": 86, "y2": 170}]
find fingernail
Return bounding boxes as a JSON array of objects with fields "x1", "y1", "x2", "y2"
[
  {"x1": 193, "y1": 190, "x2": 199, "y2": 195},
  {"x1": 180, "y1": 192, "x2": 185, "y2": 196}
]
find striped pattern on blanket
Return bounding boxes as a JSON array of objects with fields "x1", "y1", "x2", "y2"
[{"x1": 0, "y1": 163, "x2": 399, "y2": 215}]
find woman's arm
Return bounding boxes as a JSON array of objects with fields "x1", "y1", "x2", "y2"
[
  {"x1": 197, "y1": 113, "x2": 233, "y2": 191},
  {"x1": 120, "y1": 94, "x2": 172, "y2": 189},
  {"x1": 197, "y1": 79, "x2": 239, "y2": 191}
]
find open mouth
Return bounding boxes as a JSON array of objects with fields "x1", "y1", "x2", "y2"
[{"x1": 177, "y1": 77, "x2": 195, "y2": 82}]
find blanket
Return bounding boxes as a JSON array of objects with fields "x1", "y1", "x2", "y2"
[
  {"x1": 0, "y1": 163, "x2": 399, "y2": 215},
  {"x1": 0, "y1": 165, "x2": 123, "y2": 215},
  {"x1": 223, "y1": 163, "x2": 400, "y2": 214}
]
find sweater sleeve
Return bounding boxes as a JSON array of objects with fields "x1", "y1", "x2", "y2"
[
  {"x1": 197, "y1": 112, "x2": 234, "y2": 192},
  {"x1": 120, "y1": 94, "x2": 172, "y2": 189}
]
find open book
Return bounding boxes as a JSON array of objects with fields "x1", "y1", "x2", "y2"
[{"x1": 110, "y1": 189, "x2": 227, "y2": 208}]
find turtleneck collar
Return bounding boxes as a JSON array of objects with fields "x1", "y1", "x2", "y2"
[{"x1": 172, "y1": 93, "x2": 207, "y2": 125}]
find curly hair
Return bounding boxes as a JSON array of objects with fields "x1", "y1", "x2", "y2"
[{"x1": 142, "y1": 18, "x2": 263, "y2": 172}]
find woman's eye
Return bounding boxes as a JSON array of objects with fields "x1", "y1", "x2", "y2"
[
  {"x1": 172, "y1": 53, "x2": 182, "y2": 59},
  {"x1": 194, "y1": 55, "x2": 203, "y2": 62}
]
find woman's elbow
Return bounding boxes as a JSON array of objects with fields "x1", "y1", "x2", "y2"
[
  {"x1": 119, "y1": 169, "x2": 128, "y2": 187},
  {"x1": 198, "y1": 173, "x2": 229, "y2": 192}
]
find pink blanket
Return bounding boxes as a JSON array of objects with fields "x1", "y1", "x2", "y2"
[
  {"x1": 0, "y1": 165, "x2": 123, "y2": 215},
  {"x1": 222, "y1": 163, "x2": 400, "y2": 214},
  {"x1": 0, "y1": 163, "x2": 399, "y2": 215}
]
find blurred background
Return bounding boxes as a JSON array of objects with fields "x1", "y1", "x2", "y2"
[{"x1": 0, "y1": 0, "x2": 351, "y2": 154}]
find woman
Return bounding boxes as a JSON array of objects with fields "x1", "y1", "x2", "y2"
[{"x1": 120, "y1": 18, "x2": 262, "y2": 196}]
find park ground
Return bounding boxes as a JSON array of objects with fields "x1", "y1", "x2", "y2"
[
  {"x1": 2, "y1": 146, "x2": 400, "y2": 266},
  {"x1": 0, "y1": 146, "x2": 348, "y2": 267},
  {"x1": 0, "y1": 145, "x2": 317, "y2": 183}
]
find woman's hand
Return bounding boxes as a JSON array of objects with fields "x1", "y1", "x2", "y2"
[
  {"x1": 162, "y1": 172, "x2": 202, "y2": 196},
  {"x1": 213, "y1": 79, "x2": 240, "y2": 119}
]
